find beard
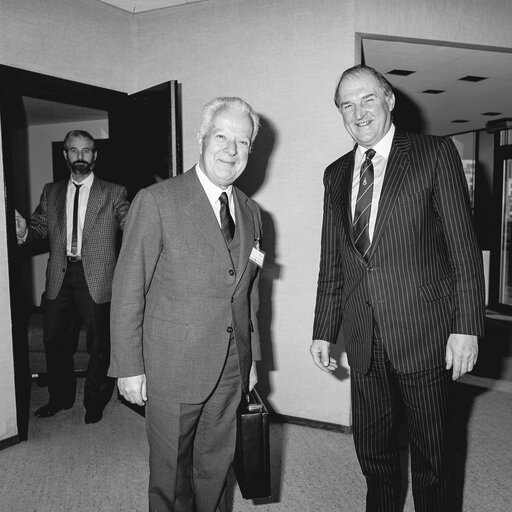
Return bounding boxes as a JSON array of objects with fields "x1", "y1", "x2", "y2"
[{"x1": 70, "y1": 160, "x2": 92, "y2": 176}]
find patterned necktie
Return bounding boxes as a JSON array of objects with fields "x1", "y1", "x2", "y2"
[
  {"x1": 353, "y1": 149, "x2": 376, "y2": 258},
  {"x1": 219, "y1": 192, "x2": 235, "y2": 245},
  {"x1": 71, "y1": 183, "x2": 82, "y2": 255}
]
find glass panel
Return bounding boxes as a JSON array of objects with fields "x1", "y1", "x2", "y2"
[
  {"x1": 499, "y1": 128, "x2": 512, "y2": 147},
  {"x1": 500, "y1": 158, "x2": 512, "y2": 305},
  {"x1": 451, "y1": 133, "x2": 476, "y2": 208}
]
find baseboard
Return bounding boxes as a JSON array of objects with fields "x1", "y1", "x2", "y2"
[
  {"x1": 458, "y1": 374, "x2": 512, "y2": 394},
  {"x1": 119, "y1": 397, "x2": 353, "y2": 434},
  {"x1": 270, "y1": 413, "x2": 352, "y2": 434},
  {"x1": 0, "y1": 435, "x2": 21, "y2": 451}
]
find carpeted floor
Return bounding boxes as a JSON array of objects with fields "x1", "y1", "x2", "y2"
[
  {"x1": 0, "y1": 378, "x2": 511, "y2": 512},
  {"x1": 2, "y1": 311, "x2": 511, "y2": 511}
]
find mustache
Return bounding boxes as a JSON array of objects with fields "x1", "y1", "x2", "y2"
[{"x1": 71, "y1": 160, "x2": 92, "y2": 173}]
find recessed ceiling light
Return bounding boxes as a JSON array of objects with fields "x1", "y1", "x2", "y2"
[
  {"x1": 482, "y1": 112, "x2": 501, "y2": 116},
  {"x1": 458, "y1": 75, "x2": 487, "y2": 82},
  {"x1": 422, "y1": 89, "x2": 445, "y2": 94},
  {"x1": 387, "y1": 69, "x2": 415, "y2": 76},
  {"x1": 451, "y1": 120, "x2": 469, "y2": 123}
]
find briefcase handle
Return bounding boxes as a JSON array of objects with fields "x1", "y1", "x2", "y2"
[{"x1": 244, "y1": 388, "x2": 265, "y2": 413}]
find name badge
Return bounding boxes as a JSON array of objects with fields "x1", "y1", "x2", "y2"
[{"x1": 250, "y1": 247, "x2": 265, "y2": 268}]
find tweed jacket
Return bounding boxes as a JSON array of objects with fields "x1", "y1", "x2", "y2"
[
  {"x1": 313, "y1": 130, "x2": 485, "y2": 374},
  {"x1": 25, "y1": 176, "x2": 129, "y2": 304},
  {"x1": 109, "y1": 168, "x2": 262, "y2": 404}
]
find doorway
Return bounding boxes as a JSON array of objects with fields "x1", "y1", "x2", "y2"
[{"x1": 0, "y1": 64, "x2": 182, "y2": 441}]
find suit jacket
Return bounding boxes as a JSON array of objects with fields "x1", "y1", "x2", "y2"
[
  {"x1": 108, "y1": 168, "x2": 262, "y2": 404},
  {"x1": 26, "y1": 177, "x2": 129, "y2": 304},
  {"x1": 313, "y1": 130, "x2": 485, "y2": 374}
]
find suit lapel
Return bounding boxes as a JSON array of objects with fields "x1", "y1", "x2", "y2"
[
  {"x1": 367, "y1": 130, "x2": 411, "y2": 259},
  {"x1": 55, "y1": 180, "x2": 68, "y2": 245},
  {"x1": 82, "y1": 177, "x2": 102, "y2": 244},
  {"x1": 339, "y1": 147, "x2": 357, "y2": 243},
  {"x1": 182, "y1": 170, "x2": 233, "y2": 267},
  {"x1": 232, "y1": 188, "x2": 255, "y2": 290}
]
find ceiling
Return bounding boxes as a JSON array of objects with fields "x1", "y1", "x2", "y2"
[
  {"x1": 18, "y1": 97, "x2": 107, "y2": 127},
  {"x1": 95, "y1": 0, "x2": 203, "y2": 13},
  {"x1": 363, "y1": 38, "x2": 512, "y2": 135}
]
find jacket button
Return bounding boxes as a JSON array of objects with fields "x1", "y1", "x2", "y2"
[
  {"x1": 228, "y1": 269, "x2": 235, "y2": 276},
  {"x1": 227, "y1": 326, "x2": 233, "y2": 333},
  {"x1": 231, "y1": 297, "x2": 234, "y2": 303},
  {"x1": 366, "y1": 301, "x2": 371, "y2": 307}
]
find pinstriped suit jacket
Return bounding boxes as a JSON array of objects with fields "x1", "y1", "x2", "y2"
[
  {"x1": 108, "y1": 168, "x2": 262, "y2": 404},
  {"x1": 26, "y1": 177, "x2": 129, "y2": 304},
  {"x1": 313, "y1": 130, "x2": 485, "y2": 374}
]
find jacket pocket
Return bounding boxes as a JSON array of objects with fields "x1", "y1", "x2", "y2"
[
  {"x1": 145, "y1": 317, "x2": 189, "y2": 342},
  {"x1": 419, "y1": 278, "x2": 453, "y2": 302}
]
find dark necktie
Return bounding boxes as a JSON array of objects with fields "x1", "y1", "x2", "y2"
[
  {"x1": 353, "y1": 149, "x2": 375, "y2": 258},
  {"x1": 219, "y1": 192, "x2": 235, "y2": 245},
  {"x1": 71, "y1": 183, "x2": 82, "y2": 255}
]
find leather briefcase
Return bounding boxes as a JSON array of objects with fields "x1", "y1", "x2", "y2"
[{"x1": 234, "y1": 388, "x2": 271, "y2": 499}]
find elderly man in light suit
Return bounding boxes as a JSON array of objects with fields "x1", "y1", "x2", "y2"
[{"x1": 109, "y1": 97, "x2": 263, "y2": 512}]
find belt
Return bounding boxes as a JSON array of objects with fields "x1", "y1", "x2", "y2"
[{"x1": 67, "y1": 255, "x2": 82, "y2": 262}]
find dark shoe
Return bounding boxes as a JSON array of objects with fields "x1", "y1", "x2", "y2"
[
  {"x1": 34, "y1": 403, "x2": 72, "y2": 418},
  {"x1": 84, "y1": 409, "x2": 103, "y2": 424}
]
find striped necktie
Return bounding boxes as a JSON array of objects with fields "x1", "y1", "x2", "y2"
[
  {"x1": 352, "y1": 149, "x2": 375, "y2": 258},
  {"x1": 219, "y1": 192, "x2": 234, "y2": 245}
]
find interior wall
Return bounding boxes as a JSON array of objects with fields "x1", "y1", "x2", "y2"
[
  {"x1": 356, "y1": 0, "x2": 512, "y2": 49},
  {"x1": 0, "y1": 0, "x2": 132, "y2": 92},
  {"x1": 0, "y1": 121, "x2": 18, "y2": 443},
  {"x1": 134, "y1": 0, "x2": 356, "y2": 425},
  {"x1": 131, "y1": 0, "x2": 512, "y2": 425}
]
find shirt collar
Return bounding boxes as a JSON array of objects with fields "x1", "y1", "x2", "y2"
[
  {"x1": 195, "y1": 164, "x2": 233, "y2": 205},
  {"x1": 357, "y1": 124, "x2": 395, "y2": 160},
  {"x1": 70, "y1": 172, "x2": 95, "y2": 189}
]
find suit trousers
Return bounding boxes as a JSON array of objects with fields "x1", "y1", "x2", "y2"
[
  {"x1": 351, "y1": 335, "x2": 454, "y2": 512},
  {"x1": 146, "y1": 336, "x2": 242, "y2": 512},
  {"x1": 43, "y1": 260, "x2": 114, "y2": 412}
]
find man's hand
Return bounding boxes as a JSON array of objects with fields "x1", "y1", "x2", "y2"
[
  {"x1": 249, "y1": 361, "x2": 258, "y2": 391},
  {"x1": 445, "y1": 333, "x2": 478, "y2": 380},
  {"x1": 310, "y1": 339, "x2": 338, "y2": 373},
  {"x1": 15, "y1": 209, "x2": 27, "y2": 239},
  {"x1": 117, "y1": 374, "x2": 147, "y2": 406}
]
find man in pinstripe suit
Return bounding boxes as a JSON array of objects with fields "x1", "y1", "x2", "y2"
[
  {"x1": 16, "y1": 130, "x2": 129, "y2": 424},
  {"x1": 311, "y1": 65, "x2": 485, "y2": 511}
]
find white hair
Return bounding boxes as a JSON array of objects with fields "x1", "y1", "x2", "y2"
[{"x1": 198, "y1": 97, "x2": 260, "y2": 145}]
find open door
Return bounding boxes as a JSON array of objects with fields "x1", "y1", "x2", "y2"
[
  {"x1": 0, "y1": 65, "x2": 182, "y2": 441},
  {"x1": 113, "y1": 81, "x2": 183, "y2": 198}
]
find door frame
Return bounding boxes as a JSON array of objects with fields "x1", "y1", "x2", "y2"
[
  {"x1": 488, "y1": 133, "x2": 512, "y2": 314},
  {"x1": 0, "y1": 65, "x2": 129, "y2": 441}
]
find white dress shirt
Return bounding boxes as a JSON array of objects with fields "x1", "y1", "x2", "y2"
[
  {"x1": 66, "y1": 172, "x2": 95, "y2": 256},
  {"x1": 351, "y1": 124, "x2": 395, "y2": 242},
  {"x1": 195, "y1": 165, "x2": 236, "y2": 226}
]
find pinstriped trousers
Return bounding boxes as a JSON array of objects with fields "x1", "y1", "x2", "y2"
[{"x1": 351, "y1": 334, "x2": 454, "y2": 512}]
